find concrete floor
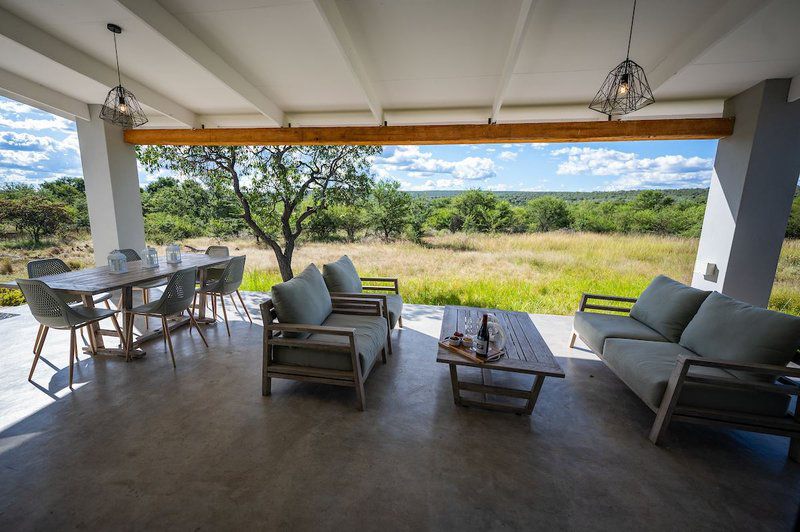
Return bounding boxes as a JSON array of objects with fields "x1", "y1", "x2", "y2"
[{"x1": 0, "y1": 294, "x2": 798, "y2": 530}]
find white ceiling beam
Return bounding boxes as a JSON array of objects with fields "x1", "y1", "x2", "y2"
[
  {"x1": 0, "y1": 67, "x2": 90, "y2": 121},
  {"x1": 0, "y1": 6, "x2": 197, "y2": 127},
  {"x1": 789, "y1": 75, "x2": 800, "y2": 103},
  {"x1": 647, "y1": 0, "x2": 771, "y2": 91},
  {"x1": 115, "y1": 0, "x2": 284, "y2": 127},
  {"x1": 490, "y1": 0, "x2": 537, "y2": 124},
  {"x1": 313, "y1": 0, "x2": 383, "y2": 125}
]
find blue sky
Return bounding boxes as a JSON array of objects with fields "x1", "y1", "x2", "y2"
[{"x1": 0, "y1": 95, "x2": 718, "y2": 192}]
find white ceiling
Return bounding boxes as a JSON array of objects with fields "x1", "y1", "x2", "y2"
[{"x1": 0, "y1": 0, "x2": 797, "y2": 128}]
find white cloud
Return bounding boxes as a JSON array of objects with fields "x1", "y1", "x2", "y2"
[
  {"x1": 551, "y1": 146, "x2": 713, "y2": 189},
  {"x1": 0, "y1": 115, "x2": 72, "y2": 132},
  {"x1": 372, "y1": 145, "x2": 496, "y2": 182},
  {"x1": 498, "y1": 150, "x2": 517, "y2": 161}
]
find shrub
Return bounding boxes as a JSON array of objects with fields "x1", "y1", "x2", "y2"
[
  {"x1": 524, "y1": 196, "x2": 572, "y2": 232},
  {"x1": 0, "y1": 288, "x2": 25, "y2": 306},
  {"x1": 144, "y1": 213, "x2": 202, "y2": 244},
  {"x1": 0, "y1": 259, "x2": 12, "y2": 275}
]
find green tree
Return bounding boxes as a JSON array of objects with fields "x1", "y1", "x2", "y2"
[
  {"x1": 525, "y1": 196, "x2": 572, "y2": 232},
  {"x1": 451, "y1": 190, "x2": 498, "y2": 233},
  {"x1": 370, "y1": 180, "x2": 411, "y2": 241},
  {"x1": 634, "y1": 190, "x2": 674, "y2": 211},
  {"x1": 0, "y1": 196, "x2": 71, "y2": 245},
  {"x1": 40, "y1": 177, "x2": 89, "y2": 228},
  {"x1": 786, "y1": 196, "x2": 800, "y2": 238},
  {"x1": 406, "y1": 198, "x2": 431, "y2": 243},
  {"x1": 332, "y1": 203, "x2": 369, "y2": 242},
  {"x1": 138, "y1": 145, "x2": 379, "y2": 280}
]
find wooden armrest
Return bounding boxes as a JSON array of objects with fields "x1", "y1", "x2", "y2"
[
  {"x1": 679, "y1": 354, "x2": 800, "y2": 379},
  {"x1": 331, "y1": 297, "x2": 383, "y2": 317},
  {"x1": 265, "y1": 323, "x2": 355, "y2": 336},
  {"x1": 330, "y1": 291, "x2": 388, "y2": 301},
  {"x1": 360, "y1": 277, "x2": 397, "y2": 283},
  {"x1": 578, "y1": 292, "x2": 637, "y2": 313}
]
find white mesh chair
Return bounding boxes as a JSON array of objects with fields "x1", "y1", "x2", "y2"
[
  {"x1": 124, "y1": 267, "x2": 207, "y2": 367},
  {"x1": 27, "y1": 258, "x2": 123, "y2": 340},
  {"x1": 18, "y1": 279, "x2": 119, "y2": 389},
  {"x1": 204, "y1": 245, "x2": 229, "y2": 282}
]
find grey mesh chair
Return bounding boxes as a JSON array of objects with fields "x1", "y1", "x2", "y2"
[
  {"x1": 17, "y1": 279, "x2": 119, "y2": 389},
  {"x1": 115, "y1": 249, "x2": 168, "y2": 329},
  {"x1": 27, "y1": 259, "x2": 123, "y2": 339},
  {"x1": 124, "y1": 267, "x2": 207, "y2": 367},
  {"x1": 195, "y1": 256, "x2": 251, "y2": 336},
  {"x1": 203, "y1": 245, "x2": 229, "y2": 283}
]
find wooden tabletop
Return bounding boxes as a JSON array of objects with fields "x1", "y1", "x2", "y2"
[
  {"x1": 437, "y1": 305, "x2": 565, "y2": 378},
  {"x1": 0, "y1": 254, "x2": 231, "y2": 295}
]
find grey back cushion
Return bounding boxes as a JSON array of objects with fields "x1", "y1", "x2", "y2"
[
  {"x1": 323, "y1": 255, "x2": 363, "y2": 293},
  {"x1": 680, "y1": 292, "x2": 800, "y2": 368},
  {"x1": 630, "y1": 275, "x2": 710, "y2": 342},
  {"x1": 271, "y1": 264, "x2": 332, "y2": 338}
]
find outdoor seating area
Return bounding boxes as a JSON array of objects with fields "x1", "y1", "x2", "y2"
[{"x1": 1, "y1": 0, "x2": 800, "y2": 529}]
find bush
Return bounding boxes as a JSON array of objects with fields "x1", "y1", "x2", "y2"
[
  {"x1": 0, "y1": 259, "x2": 12, "y2": 275},
  {"x1": 144, "y1": 213, "x2": 202, "y2": 244},
  {"x1": 0, "y1": 288, "x2": 25, "y2": 306},
  {"x1": 524, "y1": 196, "x2": 572, "y2": 232}
]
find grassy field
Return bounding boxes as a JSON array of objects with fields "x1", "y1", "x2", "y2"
[{"x1": 3, "y1": 232, "x2": 800, "y2": 316}]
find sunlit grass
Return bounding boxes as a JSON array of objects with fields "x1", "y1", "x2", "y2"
[{"x1": 184, "y1": 233, "x2": 800, "y2": 316}]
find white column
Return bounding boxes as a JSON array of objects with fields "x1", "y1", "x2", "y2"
[
  {"x1": 692, "y1": 79, "x2": 800, "y2": 306},
  {"x1": 76, "y1": 104, "x2": 145, "y2": 265}
]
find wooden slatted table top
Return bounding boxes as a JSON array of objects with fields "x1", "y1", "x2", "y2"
[
  {"x1": 436, "y1": 305, "x2": 565, "y2": 378},
  {"x1": 0, "y1": 254, "x2": 231, "y2": 295}
]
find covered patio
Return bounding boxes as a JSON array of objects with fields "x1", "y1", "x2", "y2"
[
  {"x1": 1, "y1": 0, "x2": 800, "y2": 529},
  {"x1": 1, "y1": 299, "x2": 797, "y2": 529}
]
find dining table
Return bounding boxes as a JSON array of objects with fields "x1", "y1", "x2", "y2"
[{"x1": 0, "y1": 253, "x2": 231, "y2": 359}]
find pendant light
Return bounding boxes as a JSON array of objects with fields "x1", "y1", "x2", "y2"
[
  {"x1": 589, "y1": 0, "x2": 654, "y2": 119},
  {"x1": 99, "y1": 23, "x2": 148, "y2": 129}
]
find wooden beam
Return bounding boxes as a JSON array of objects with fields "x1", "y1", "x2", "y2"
[{"x1": 124, "y1": 118, "x2": 734, "y2": 146}]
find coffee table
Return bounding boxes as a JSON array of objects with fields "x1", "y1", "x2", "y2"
[{"x1": 436, "y1": 305, "x2": 565, "y2": 415}]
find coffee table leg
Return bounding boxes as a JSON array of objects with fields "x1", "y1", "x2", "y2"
[
  {"x1": 524, "y1": 375, "x2": 546, "y2": 415},
  {"x1": 448, "y1": 364, "x2": 461, "y2": 406}
]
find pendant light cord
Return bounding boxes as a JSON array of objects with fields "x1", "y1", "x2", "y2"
[
  {"x1": 112, "y1": 33, "x2": 122, "y2": 87},
  {"x1": 625, "y1": 0, "x2": 636, "y2": 60}
]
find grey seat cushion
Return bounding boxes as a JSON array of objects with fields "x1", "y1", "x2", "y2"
[
  {"x1": 271, "y1": 264, "x2": 332, "y2": 338},
  {"x1": 385, "y1": 294, "x2": 403, "y2": 329},
  {"x1": 573, "y1": 311, "x2": 667, "y2": 354},
  {"x1": 603, "y1": 339, "x2": 790, "y2": 417},
  {"x1": 323, "y1": 256, "x2": 363, "y2": 293},
  {"x1": 680, "y1": 292, "x2": 800, "y2": 373},
  {"x1": 272, "y1": 313, "x2": 387, "y2": 378},
  {"x1": 630, "y1": 275, "x2": 710, "y2": 342}
]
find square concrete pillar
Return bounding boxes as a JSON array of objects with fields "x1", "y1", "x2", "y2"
[
  {"x1": 692, "y1": 79, "x2": 800, "y2": 306},
  {"x1": 76, "y1": 104, "x2": 146, "y2": 265}
]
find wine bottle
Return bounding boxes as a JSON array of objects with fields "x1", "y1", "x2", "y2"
[{"x1": 475, "y1": 314, "x2": 489, "y2": 359}]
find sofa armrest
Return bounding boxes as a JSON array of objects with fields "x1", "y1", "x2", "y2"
[
  {"x1": 678, "y1": 354, "x2": 800, "y2": 381},
  {"x1": 578, "y1": 293, "x2": 637, "y2": 313},
  {"x1": 360, "y1": 276, "x2": 399, "y2": 294},
  {"x1": 331, "y1": 296, "x2": 383, "y2": 317},
  {"x1": 265, "y1": 322, "x2": 356, "y2": 352}
]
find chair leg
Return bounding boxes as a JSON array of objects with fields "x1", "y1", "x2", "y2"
[
  {"x1": 161, "y1": 316, "x2": 176, "y2": 368},
  {"x1": 229, "y1": 293, "x2": 239, "y2": 313},
  {"x1": 354, "y1": 374, "x2": 366, "y2": 411},
  {"x1": 236, "y1": 290, "x2": 253, "y2": 323},
  {"x1": 192, "y1": 293, "x2": 198, "y2": 318},
  {"x1": 381, "y1": 345, "x2": 387, "y2": 364},
  {"x1": 219, "y1": 293, "x2": 231, "y2": 337},
  {"x1": 188, "y1": 311, "x2": 208, "y2": 347},
  {"x1": 398, "y1": 315, "x2": 403, "y2": 328},
  {"x1": 86, "y1": 324, "x2": 97, "y2": 355},
  {"x1": 569, "y1": 330, "x2": 578, "y2": 348},
  {"x1": 29, "y1": 325, "x2": 48, "y2": 381},
  {"x1": 69, "y1": 328, "x2": 77, "y2": 389},
  {"x1": 143, "y1": 289, "x2": 150, "y2": 330},
  {"x1": 211, "y1": 295, "x2": 217, "y2": 321}
]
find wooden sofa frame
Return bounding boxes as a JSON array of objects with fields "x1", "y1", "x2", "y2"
[
  {"x1": 260, "y1": 296, "x2": 387, "y2": 411},
  {"x1": 571, "y1": 293, "x2": 800, "y2": 461},
  {"x1": 329, "y1": 275, "x2": 402, "y2": 354}
]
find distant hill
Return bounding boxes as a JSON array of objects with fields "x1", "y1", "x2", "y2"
[{"x1": 408, "y1": 188, "x2": 710, "y2": 205}]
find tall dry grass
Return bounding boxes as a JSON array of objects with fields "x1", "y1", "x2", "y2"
[{"x1": 186, "y1": 233, "x2": 800, "y2": 316}]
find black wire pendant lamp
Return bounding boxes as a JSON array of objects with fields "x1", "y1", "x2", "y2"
[
  {"x1": 99, "y1": 23, "x2": 148, "y2": 129},
  {"x1": 589, "y1": 0, "x2": 654, "y2": 119}
]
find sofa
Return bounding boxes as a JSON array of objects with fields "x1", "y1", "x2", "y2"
[
  {"x1": 260, "y1": 264, "x2": 389, "y2": 410},
  {"x1": 571, "y1": 275, "x2": 800, "y2": 459},
  {"x1": 322, "y1": 255, "x2": 403, "y2": 354}
]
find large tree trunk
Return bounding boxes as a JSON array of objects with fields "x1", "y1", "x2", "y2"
[{"x1": 275, "y1": 248, "x2": 294, "y2": 282}]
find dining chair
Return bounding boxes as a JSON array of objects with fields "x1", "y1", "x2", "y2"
[
  {"x1": 194, "y1": 256, "x2": 251, "y2": 337},
  {"x1": 205, "y1": 245, "x2": 230, "y2": 282},
  {"x1": 115, "y1": 248, "x2": 169, "y2": 330},
  {"x1": 27, "y1": 259, "x2": 123, "y2": 340},
  {"x1": 124, "y1": 267, "x2": 207, "y2": 368},
  {"x1": 18, "y1": 279, "x2": 120, "y2": 389}
]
